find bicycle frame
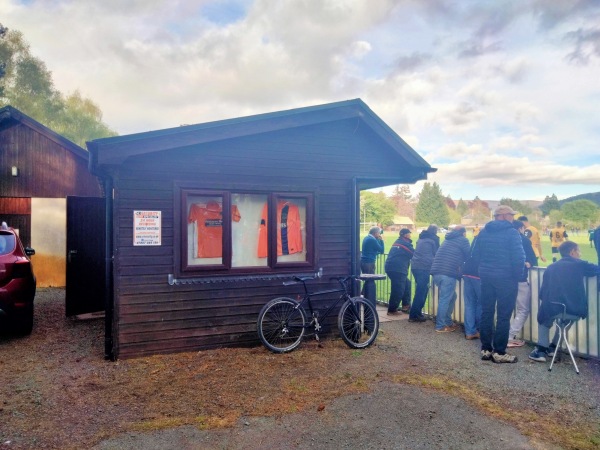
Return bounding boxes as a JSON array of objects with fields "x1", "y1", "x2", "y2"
[
  {"x1": 258, "y1": 274, "x2": 380, "y2": 353},
  {"x1": 286, "y1": 278, "x2": 351, "y2": 338}
]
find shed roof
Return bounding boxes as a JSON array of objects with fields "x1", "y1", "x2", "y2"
[
  {"x1": 88, "y1": 99, "x2": 435, "y2": 180},
  {"x1": 392, "y1": 215, "x2": 414, "y2": 225},
  {"x1": 0, "y1": 105, "x2": 88, "y2": 160}
]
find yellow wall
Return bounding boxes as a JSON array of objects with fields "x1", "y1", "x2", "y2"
[{"x1": 31, "y1": 198, "x2": 66, "y2": 287}]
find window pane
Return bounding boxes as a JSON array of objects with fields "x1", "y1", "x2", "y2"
[
  {"x1": 275, "y1": 197, "x2": 307, "y2": 263},
  {"x1": 232, "y1": 193, "x2": 268, "y2": 268},
  {"x1": 187, "y1": 195, "x2": 224, "y2": 266}
]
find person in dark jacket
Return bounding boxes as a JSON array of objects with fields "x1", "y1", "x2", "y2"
[
  {"x1": 385, "y1": 228, "x2": 414, "y2": 315},
  {"x1": 594, "y1": 224, "x2": 600, "y2": 265},
  {"x1": 360, "y1": 226, "x2": 384, "y2": 274},
  {"x1": 462, "y1": 236, "x2": 482, "y2": 340},
  {"x1": 430, "y1": 226, "x2": 471, "y2": 332},
  {"x1": 408, "y1": 225, "x2": 440, "y2": 322},
  {"x1": 529, "y1": 241, "x2": 600, "y2": 362},
  {"x1": 472, "y1": 205, "x2": 525, "y2": 363},
  {"x1": 507, "y1": 220, "x2": 538, "y2": 347}
]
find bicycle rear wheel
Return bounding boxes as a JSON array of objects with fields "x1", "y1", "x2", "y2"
[
  {"x1": 338, "y1": 297, "x2": 379, "y2": 349},
  {"x1": 257, "y1": 297, "x2": 306, "y2": 353}
]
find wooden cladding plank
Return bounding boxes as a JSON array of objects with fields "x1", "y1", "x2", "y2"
[{"x1": 0, "y1": 197, "x2": 31, "y2": 214}]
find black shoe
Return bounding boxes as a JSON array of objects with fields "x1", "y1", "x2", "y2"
[{"x1": 408, "y1": 316, "x2": 427, "y2": 322}]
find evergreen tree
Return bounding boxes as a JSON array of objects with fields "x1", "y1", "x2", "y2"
[
  {"x1": 540, "y1": 194, "x2": 561, "y2": 217},
  {"x1": 416, "y1": 182, "x2": 450, "y2": 227}
]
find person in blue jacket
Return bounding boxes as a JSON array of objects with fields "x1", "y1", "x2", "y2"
[
  {"x1": 594, "y1": 224, "x2": 600, "y2": 265},
  {"x1": 472, "y1": 205, "x2": 525, "y2": 364},
  {"x1": 529, "y1": 241, "x2": 600, "y2": 362},
  {"x1": 360, "y1": 226, "x2": 384, "y2": 275},
  {"x1": 430, "y1": 226, "x2": 471, "y2": 332},
  {"x1": 385, "y1": 228, "x2": 414, "y2": 315}
]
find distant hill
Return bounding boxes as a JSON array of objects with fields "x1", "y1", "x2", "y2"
[{"x1": 559, "y1": 192, "x2": 600, "y2": 206}]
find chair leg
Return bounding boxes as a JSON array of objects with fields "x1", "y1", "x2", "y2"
[
  {"x1": 562, "y1": 332, "x2": 580, "y2": 374},
  {"x1": 548, "y1": 326, "x2": 562, "y2": 372},
  {"x1": 548, "y1": 321, "x2": 580, "y2": 374}
]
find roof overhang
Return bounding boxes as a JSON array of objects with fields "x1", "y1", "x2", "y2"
[{"x1": 88, "y1": 99, "x2": 435, "y2": 178}]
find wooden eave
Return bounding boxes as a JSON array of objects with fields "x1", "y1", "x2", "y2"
[
  {"x1": 0, "y1": 105, "x2": 89, "y2": 161},
  {"x1": 87, "y1": 99, "x2": 436, "y2": 179}
]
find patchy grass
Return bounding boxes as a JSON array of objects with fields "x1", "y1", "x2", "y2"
[{"x1": 392, "y1": 373, "x2": 600, "y2": 450}]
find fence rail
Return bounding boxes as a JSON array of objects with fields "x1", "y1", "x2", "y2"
[{"x1": 373, "y1": 254, "x2": 600, "y2": 360}]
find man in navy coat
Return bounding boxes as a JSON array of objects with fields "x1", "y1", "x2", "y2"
[{"x1": 529, "y1": 241, "x2": 600, "y2": 362}]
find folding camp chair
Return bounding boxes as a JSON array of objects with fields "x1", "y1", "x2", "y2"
[{"x1": 548, "y1": 302, "x2": 580, "y2": 374}]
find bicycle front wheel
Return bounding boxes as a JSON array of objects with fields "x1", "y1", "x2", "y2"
[
  {"x1": 338, "y1": 297, "x2": 379, "y2": 349},
  {"x1": 257, "y1": 297, "x2": 307, "y2": 353}
]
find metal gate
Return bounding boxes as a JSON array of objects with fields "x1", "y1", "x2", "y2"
[{"x1": 66, "y1": 196, "x2": 106, "y2": 316}]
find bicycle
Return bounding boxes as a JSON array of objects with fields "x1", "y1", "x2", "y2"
[{"x1": 257, "y1": 274, "x2": 380, "y2": 353}]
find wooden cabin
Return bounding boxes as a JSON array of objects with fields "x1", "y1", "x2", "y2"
[
  {"x1": 87, "y1": 99, "x2": 435, "y2": 359},
  {"x1": 0, "y1": 106, "x2": 102, "y2": 286}
]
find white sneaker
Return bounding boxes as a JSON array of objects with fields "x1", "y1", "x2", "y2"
[{"x1": 507, "y1": 339, "x2": 525, "y2": 348}]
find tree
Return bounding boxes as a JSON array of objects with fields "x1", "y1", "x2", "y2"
[
  {"x1": 540, "y1": 194, "x2": 561, "y2": 217},
  {"x1": 561, "y1": 200, "x2": 599, "y2": 227},
  {"x1": 0, "y1": 24, "x2": 116, "y2": 146},
  {"x1": 499, "y1": 198, "x2": 532, "y2": 216},
  {"x1": 389, "y1": 184, "x2": 415, "y2": 220},
  {"x1": 456, "y1": 199, "x2": 469, "y2": 217},
  {"x1": 548, "y1": 209, "x2": 563, "y2": 225},
  {"x1": 360, "y1": 191, "x2": 396, "y2": 227},
  {"x1": 470, "y1": 196, "x2": 491, "y2": 223},
  {"x1": 415, "y1": 182, "x2": 450, "y2": 227}
]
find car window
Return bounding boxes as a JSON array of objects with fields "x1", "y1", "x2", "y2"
[{"x1": 0, "y1": 234, "x2": 16, "y2": 255}]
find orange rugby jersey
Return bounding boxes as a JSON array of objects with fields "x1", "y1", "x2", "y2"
[
  {"x1": 188, "y1": 201, "x2": 241, "y2": 258},
  {"x1": 257, "y1": 201, "x2": 303, "y2": 258}
]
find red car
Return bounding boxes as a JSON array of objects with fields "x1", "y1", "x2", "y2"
[{"x1": 0, "y1": 222, "x2": 36, "y2": 335}]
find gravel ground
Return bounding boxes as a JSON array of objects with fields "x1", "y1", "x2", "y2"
[
  {"x1": 2, "y1": 289, "x2": 599, "y2": 449},
  {"x1": 95, "y1": 311, "x2": 600, "y2": 450}
]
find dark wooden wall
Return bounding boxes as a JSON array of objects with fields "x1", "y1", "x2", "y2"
[
  {"x1": 0, "y1": 122, "x2": 102, "y2": 198},
  {"x1": 110, "y1": 119, "x2": 415, "y2": 358}
]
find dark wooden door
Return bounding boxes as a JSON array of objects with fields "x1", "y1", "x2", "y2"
[{"x1": 66, "y1": 196, "x2": 106, "y2": 316}]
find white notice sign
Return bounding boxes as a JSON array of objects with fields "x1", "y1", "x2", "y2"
[{"x1": 133, "y1": 210, "x2": 161, "y2": 246}]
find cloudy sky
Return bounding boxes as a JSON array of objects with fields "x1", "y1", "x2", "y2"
[{"x1": 2, "y1": 0, "x2": 599, "y2": 201}]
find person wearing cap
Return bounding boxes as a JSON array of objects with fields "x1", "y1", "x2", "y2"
[
  {"x1": 360, "y1": 226, "x2": 384, "y2": 275},
  {"x1": 384, "y1": 228, "x2": 414, "y2": 315},
  {"x1": 517, "y1": 215, "x2": 546, "y2": 263},
  {"x1": 408, "y1": 224, "x2": 440, "y2": 322},
  {"x1": 549, "y1": 221, "x2": 568, "y2": 262},
  {"x1": 430, "y1": 225, "x2": 471, "y2": 332},
  {"x1": 507, "y1": 220, "x2": 538, "y2": 348},
  {"x1": 471, "y1": 205, "x2": 525, "y2": 363}
]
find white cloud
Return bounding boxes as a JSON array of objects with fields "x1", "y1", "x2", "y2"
[{"x1": 2, "y1": 0, "x2": 599, "y2": 201}]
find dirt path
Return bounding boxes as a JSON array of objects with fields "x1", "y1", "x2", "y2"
[{"x1": 1, "y1": 288, "x2": 599, "y2": 449}]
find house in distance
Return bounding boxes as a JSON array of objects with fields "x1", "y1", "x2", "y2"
[{"x1": 87, "y1": 98, "x2": 435, "y2": 359}]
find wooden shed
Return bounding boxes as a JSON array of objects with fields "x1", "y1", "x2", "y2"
[
  {"x1": 0, "y1": 105, "x2": 103, "y2": 286},
  {"x1": 87, "y1": 99, "x2": 435, "y2": 359}
]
